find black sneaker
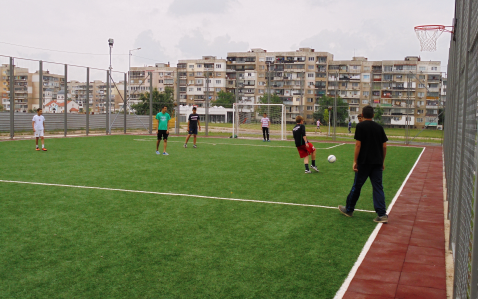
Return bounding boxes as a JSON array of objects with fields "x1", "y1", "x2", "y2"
[
  {"x1": 373, "y1": 215, "x2": 388, "y2": 223},
  {"x1": 338, "y1": 205, "x2": 353, "y2": 217}
]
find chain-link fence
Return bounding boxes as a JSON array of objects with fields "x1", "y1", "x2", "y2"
[{"x1": 444, "y1": 0, "x2": 478, "y2": 298}]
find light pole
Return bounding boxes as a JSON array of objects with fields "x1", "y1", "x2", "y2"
[
  {"x1": 108, "y1": 38, "x2": 114, "y2": 134},
  {"x1": 128, "y1": 47, "x2": 141, "y2": 114}
]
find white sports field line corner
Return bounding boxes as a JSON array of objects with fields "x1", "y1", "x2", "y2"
[
  {"x1": 0, "y1": 179, "x2": 375, "y2": 213},
  {"x1": 333, "y1": 146, "x2": 426, "y2": 299}
]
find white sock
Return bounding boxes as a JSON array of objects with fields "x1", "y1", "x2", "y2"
[
  {"x1": 36, "y1": 145, "x2": 39, "y2": 148},
  {"x1": 42, "y1": 145, "x2": 44, "y2": 148}
]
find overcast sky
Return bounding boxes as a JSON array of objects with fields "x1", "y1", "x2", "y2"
[{"x1": 0, "y1": 0, "x2": 454, "y2": 81}]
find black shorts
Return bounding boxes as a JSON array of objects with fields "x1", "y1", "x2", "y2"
[
  {"x1": 157, "y1": 130, "x2": 169, "y2": 140},
  {"x1": 188, "y1": 127, "x2": 198, "y2": 135}
]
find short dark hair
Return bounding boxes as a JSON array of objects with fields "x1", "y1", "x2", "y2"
[
  {"x1": 362, "y1": 106, "x2": 374, "y2": 119},
  {"x1": 163, "y1": 105, "x2": 168, "y2": 109},
  {"x1": 192, "y1": 107, "x2": 197, "y2": 110},
  {"x1": 37, "y1": 108, "x2": 42, "y2": 112},
  {"x1": 357, "y1": 113, "x2": 363, "y2": 118}
]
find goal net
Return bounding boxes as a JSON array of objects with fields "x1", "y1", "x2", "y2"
[{"x1": 232, "y1": 103, "x2": 285, "y2": 140}]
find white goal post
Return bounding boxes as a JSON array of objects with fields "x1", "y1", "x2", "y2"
[{"x1": 232, "y1": 103, "x2": 286, "y2": 140}]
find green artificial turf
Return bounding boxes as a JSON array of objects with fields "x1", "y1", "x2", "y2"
[{"x1": 0, "y1": 136, "x2": 423, "y2": 298}]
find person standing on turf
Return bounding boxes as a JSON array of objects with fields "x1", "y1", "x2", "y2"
[
  {"x1": 315, "y1": 119, "x2": 322, "y2": 133},
  {"x1": 261, "y1": 113, "x2": 270, "y2": 142},
  {"x1": 184, "y1": 107, "x2": 201, "y2": 148},
  {"x1": 339, "y1": 105, "x2": 389, "y2": 223},
  {"x1": 32, "y1": 108, "x2": 47, "y2": 151},
  {"x1": 156, "y1": 105, "x2": 171, "y2": 155},
  {"x1": 293, "y1": 115, "x2": 318, "y2": 174},
  {"x1": 348, "y1": 119, "x2": 352, "y2": 133}
]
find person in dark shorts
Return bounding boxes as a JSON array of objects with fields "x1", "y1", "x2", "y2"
[
  {"x1": 293, "y1": 115, "x2": 318, "y2": 174},
  {"x1": 261, "y1": 113, "x2": 270, "y2": 142},
  {"x1": 184, "y1": 107, "x2": 201, "y2": 148},
  {"x1": 339, "y1": 105, "x2": 389, "y2": 223},
  {"x1": 156, "y1": 106, "x2": 171, "y2": 155}
]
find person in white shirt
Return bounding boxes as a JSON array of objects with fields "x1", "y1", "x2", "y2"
[
  {"x1": 315, "y1": 119, "x2": 322, "y2": 134},
  {"x1": 32, "y1": 108, "x2": 47, "y2": 151},
  {"x1": 261, "y1": 113, "x2": 270, "y2": 142}
]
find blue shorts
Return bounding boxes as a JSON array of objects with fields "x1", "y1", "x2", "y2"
[{"x1": 188, "y1": 127, "x2": 198, "y2": 135}]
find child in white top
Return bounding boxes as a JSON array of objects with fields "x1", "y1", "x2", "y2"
[
  {"x1": 32, "y1": 108, "x2": 47, "y2": 151},
  {"x1": 261, "y1": 113, "x2": 270, "y2": 142}
]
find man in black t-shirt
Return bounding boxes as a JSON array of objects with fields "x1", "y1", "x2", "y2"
[
  {"x1": 293, "y1": 115, "x2": 318, "y2": 174},
  {"x1": 184, "y1": 107, "x2": 201, "y2": 148},
  {"x1": 339, "y1": 105, "x2": 389, "y2": 223}
]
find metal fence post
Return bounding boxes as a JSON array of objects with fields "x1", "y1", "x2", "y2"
[
  {"x1": 9, "y1": 57, "x2": 14, "y2": 139},
  {"x1": 86, "y1": 68, "x2": 89, "y2": 136},
  {"x1": 64, "y1": 64, "x2": 67, "y2": 137},
  {"x1": 205, "y1": 71, "x2": 209, "y2": 136},
  {"x1": 175, "y1": 69, "x2": 180, "y2": 135},
  {"x1": 149, "y1": 72, "x2": 152, "y2": 135},
  {"x1": 124, "y1": 72, "x2": 127, "y2": 134},
  {"x1": 39, "y1": 61, "x2": 43, "y2": 110},
  {"x1": 106, "y1": 70, "x2": 110, "y2": 135}
]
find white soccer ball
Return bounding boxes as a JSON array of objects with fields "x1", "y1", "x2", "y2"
[{"x1": 328, "y1": 155, "x2": 336, "y2": 163}]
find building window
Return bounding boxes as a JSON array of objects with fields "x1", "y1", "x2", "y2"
[
  {"x1": 418, "y1": 92, "x2": 425, "y2": 97},
  {"x1": 419, "y1": 66, "x2": 426, "y2": 71},
  {"x1": 307, "y1": 98, "x2": 313, "y2": 102},
  {"x1": 307, "y1": 73, "x2": 314, "y2": 77},
  {"x1": 308, "y1": 65, "x2": 314, "y2": 70},
  {"x1": 197, "y1": 88, "x2": 201, "y2": 91},
  {"x1": 363, "y1": 91, "x2": 369, "y2": 96},
  {"x1": 363, "y1": 75, "x2": 370, "y2": 79},
  {"x1": 216, "y1": 88, "x2": 221, "y2": 92},
  {"x1": 431, "y1": 67, "x2": 438, "y2": 71},
  {"x1": 417, "y1": 118, "x2": 423, "y2": 122},
  {"x1": 308, "y1": 57, "x2": 314, "y2": 61},
  {"x1": 189, "y1": 65, "x2": 194, "y2": 68},
  {"x1": 419, "y1": 84, "x2": 425, "y2": 88},
  {"x1": 307, "y1": 106, "x2": 313, "y2": 111},
  {"x1": 197, "y1": 64, "x2": 202, "y2": 68},
  {"x1": 216, "y1": 80, "x2": 221, "y2": 84},
  {"x1": 266, "y1": 57, "x2": 274, "y2": 61},
  {"x1": 159, "y1": 80, "x2": 163, "y2": 83},
  {"x1": 215, "y1": 64, "x2": 221, "y2": 68},
  {"x1": 362, "y1": 100, "x2": 369, "y2": 104}
]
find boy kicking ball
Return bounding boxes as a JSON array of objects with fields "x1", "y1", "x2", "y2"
[
  {"x1": 184, "y1": 107, "x2": 201, "y2": 148},
  {"x1": 32, "y1": 108, "x2": 47, "y2": 151},
  {"x1": 293, "y1": 115, "x2": 318, "y2": 173}
]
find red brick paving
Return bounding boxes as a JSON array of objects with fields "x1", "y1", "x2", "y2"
[{"x1": 342, "y1": 147, "x2": 446, "y2": 299}]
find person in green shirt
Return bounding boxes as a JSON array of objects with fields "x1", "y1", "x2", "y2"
[{"x1": 156, "y1": 106, "x2": 171, "y2": 155}]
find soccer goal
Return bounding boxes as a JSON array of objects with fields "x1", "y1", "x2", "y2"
[{"x1": 232, "y1": 103, "x2": 286, "y2": 140}]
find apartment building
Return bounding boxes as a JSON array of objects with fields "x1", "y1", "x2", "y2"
[
  {"x1": 0, "y1": 64, "x2": 34, "y2": 112},
  {"x1": 177, "y1": 56, "x2": 227, "y2": 107},
  {"x1": 129, "y1": 63, "x2": 177, "y2": 109},
  {"x1": 225, "y1": 50, "x2": 442, "y2": 128},
  {"x1": 31, "y1": 70, "x2": 64, "y2": 111},
  {"x1": 226, "y1": 48, "x2": 334, "y2": 122}
]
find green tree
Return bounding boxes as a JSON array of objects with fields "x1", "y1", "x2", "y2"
[
  {"x1": 131, "y1": 86, "x2": 175, "y2": 115},
  {"x1": 312, "y1": 95, "x2": 349, "y2": 125},
  {"x1": 257, "y1": 93, "x2": 283, "y2": 122},
  {"x1": 438, "y1": 108, "x2": 445, "y2": 126},
  {"x1": 322, "y1": 109, "x2": 329, "y2": 125},
  {"x1": 374, "y1": 105, "x2": 384, "y2": 126},
  {"x1": 212, "y1": 90, "x2": 235, "y2": 107}
]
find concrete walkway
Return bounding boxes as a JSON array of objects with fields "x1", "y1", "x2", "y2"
[{"x1": 343, "y1": 147, "x2": 446, "y2": 299}]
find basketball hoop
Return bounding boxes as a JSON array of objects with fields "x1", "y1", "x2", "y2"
[{"x1": 414, "y1": 25, "x2": 454, "y2": 52}]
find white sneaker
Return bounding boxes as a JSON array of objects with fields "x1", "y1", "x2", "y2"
[
  {"x1": 305, "y1": 170, "x2": 311, "y2": 174},
  {"x1": 163, "y1": 152, "x2": 169, "y2": 156},
  {"x1": 311, "y1": 165, "x2": 319, "y2": 172},
  {"x1": 184, "y1": 144, "x2": 187, "y2": 148},
  {"x1": 156, "y1": 151, "x2": 160, "y2": 155},
  {"x1": 193, "y1": 144, "x2": 197, "y2": 148}
]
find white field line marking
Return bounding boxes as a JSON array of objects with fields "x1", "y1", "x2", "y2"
[
  {"x1": 333, "y1": 146, "x2": 426, "y2": 299},
  {"x1": 0, "y1": 179, "x2": 375, "y2": 213},
  {"x1": 134, "y1": 139, "x2": 346, "y2": 150}
]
